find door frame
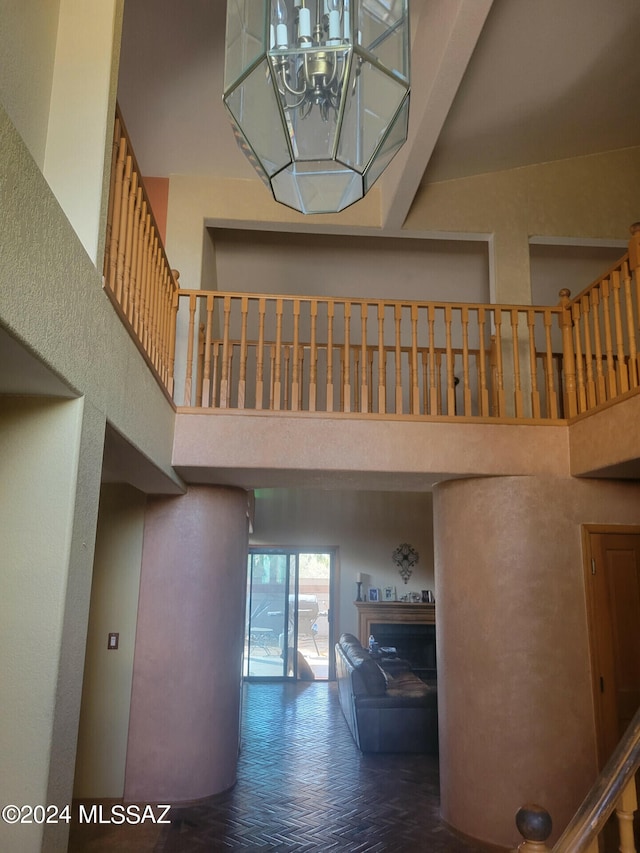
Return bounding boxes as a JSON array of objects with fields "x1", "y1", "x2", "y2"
[
  {"x1": 245, "y1": 546, "x2": 338, "y2": 681},
  {"x1": 582, "y1": 523, "x2": 640, "y2": 767}
]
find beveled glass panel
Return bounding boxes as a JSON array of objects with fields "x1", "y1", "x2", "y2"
[
  {"x1": 224, "y1": 59, "x2": 292, "y2": 177},
  {"x1": 271, "y1": 162, "x2": 363, "y2": 214},
  {"x1": 224, "y1": 0, "x2": 268, "y2": 91},
  {"x1": 363, "y1": 93, "x2": 409, "y2": 191},
  {"x1": 337, "y1": 57, "x2": 408, "y2": 172},
  {"x1": 355, "y1": 0, "x2": 409, "y2": 80}
]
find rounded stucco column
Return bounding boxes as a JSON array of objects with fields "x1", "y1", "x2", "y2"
[
  {"x1": 124, "y1": 486, "x2": 249, "y2": 803},
  {"x1": 433, "y1": 476, "x2": 599, "y2": 849}
]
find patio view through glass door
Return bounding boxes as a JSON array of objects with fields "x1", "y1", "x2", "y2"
[{"x1": 245, "y1": 549, "x2": 334, "y2": 680}]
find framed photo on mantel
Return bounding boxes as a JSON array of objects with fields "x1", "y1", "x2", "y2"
[
  {"x1": 368, "y1": 588, "x2": 380, "y2": 602},
  {"x1": 384, "y1": 586, "x2": 396, "y2": 601}
]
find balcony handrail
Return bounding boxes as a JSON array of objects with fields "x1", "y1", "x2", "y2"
[
  {"x1": 103, "y1": 104, "x2": 179, "y2": 398},
  {"x1": 515, "y1": 704, "x2": 640, "y2": 852}
]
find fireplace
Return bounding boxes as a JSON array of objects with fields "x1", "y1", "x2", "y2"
[
  {"x1": 371, "y1": 622, "x2": 436, "y2": 682},
  {"x1": 354, "y1": 601, "x2": 436, "y2": 682}
]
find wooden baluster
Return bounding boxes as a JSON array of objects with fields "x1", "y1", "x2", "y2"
[
  {"x1": 201, "y1": 293, "x2": 214, "y2": 407},
  {"x1": 394, "y1": 303, "x2": 403, "y2": 414},
  {"x1": 195, "y1": 323, "x2": 204, "y2": 407},
  {"x1": 580, "y1": 294, "x2": 597, "y2": 408},
  {"x1": 571, "y1": 301, "x2": 587, "y2": 413},
  {"x1": 428, "y1": 306, "x2": 438, "y2": 415},
  {"x1": 510, "y1": 308, "x2": 524, "y2": 418},
  {"x1": 612, "y1": 270, "x2": 629, "y2": 394},
  {"x1": 632, "y1": 224, "x2": 640, "y2": 385},
  {"x1": 558, "y1": 289, "x2": 578, "y2": 418},
  {"x1": 543, "y1": 310, "x2": 558, "y2": 419},
  {"x1": 601, "y1": 277, "x2": 617, "y2": 398},
  {"x1": 410, "y1": 304, "x2": 420, "y2": 414},
  {"x1": 353, "y1": 349, "x2": 360, "y2": 411},
  {"x1": 361, "y1": 303, "x2": 369, "y2": 413},
  {"x1": 115, "y1": 154, "x2": 132, "y2": 305},
  {"x1": 121, "y1": 171, "x2": 138, "y2": 317},
  {"x1": 238, "y1": 296, "x2": 248, "y2": 409},
  {"x1": 514, "y1": 805, "x2": 552, "y2": 853},
  {"x1": 477, "y1": 307, "x2": 489, "y2": 417},
  {"x1": 436, "y1": 352, "x2": 443, "y2": 415},
  {"x1": 309, "y1": 300, "x2": 318, "y2": 412},
  {"x1": 291, "y1": 299, "x2": 300, "y2": 411},
  {"x1": 377, "y1": 302, "x2": 386, "y2": 414},
  {"x1": 167, "y1": 274, "x2": 179, "y2": 397},
  {"x1": 368, "y1": 349, "x2": 374, "y2": 413},
  {"x1": 107, "y1": 138, "x2": 126, "y2": 295},
  {"x1": 326, "y1": 302, "x2": 334, "y2": 412},
  {"x1": 283, "y1": 346, "x2": 291, "y2": 410},
  {"x1": 273, "y1": 298, "x2": 283, "y2": 410},
  {"x1": 298, "y1": 345, "x2": 305, "y2": 410},
  {"x1": 527, "y1": 309, "x2": 541, "y2": 419},
  {"x1": 183, "y1": 293, "x2": 197, "y2": 406},
  {"x1": 421, "y1": 349, "x2": 428, "y2": 414},
  {"x1": 622, "y1": 259, "x2": 639, "y2": 387},
  {"x1": 219, "y1": 295, "x2": 232, "y2": 408},
  {"x1": 461, "y1": 306, "x2": 472, "y2": 416},
  {"x1": 269, "y1": 343, "x2": 276, "y2": 410},
  {"x1": 129, "y1": 186, "x2": 142, "y2": 329},
  {"x1": 494, "y1": 310, "x2": 507, "y2": 416},
  {"x1": 103, "y1": 118, "x2": 120, "y2": 282},
  {"x1": 590, "y1": 288, "x2": 606, "y2": 404},
  {"x1": 616, "y1": 775, "x2": 638, "y2": 853},
  {"x1": 445, "y1": 306, "x2": 456, "y2": 416},
  {"x1": 211, "y1": 341, "x2": 220, "y2": 408},
  {"x1": 256, "y1": 297, "x2": 266, "y2": 410},
  {"x1": 135, "y1": 205, "x2": 150, "y2": 338},
  {"x1": 343, "y1": 302, "x2": 351, "y2": 413}
]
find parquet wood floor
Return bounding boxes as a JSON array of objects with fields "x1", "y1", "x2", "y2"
[{"x1": 70, "y1": 681, "x2": 486, "y2": 852}]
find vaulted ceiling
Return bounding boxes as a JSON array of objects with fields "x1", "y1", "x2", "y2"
[{"x1": 117, "y1": 0, "x2": 640, "y2": 233}]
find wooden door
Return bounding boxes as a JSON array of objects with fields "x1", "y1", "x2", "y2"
[{"x1": 584, "y1": 526, "x2": 640, "y2": 766}]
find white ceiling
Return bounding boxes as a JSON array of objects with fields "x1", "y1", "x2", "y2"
[{"x1": 117, "y1": 0, "x2": 640, "y2": 230}]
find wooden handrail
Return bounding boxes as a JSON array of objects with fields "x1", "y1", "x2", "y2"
[
  {"x1": 177, "y1": 289, "x2": 565, "y2": 420},
  {"x1": 515, "y1": 704, "x2": 640, "y2": 852},
  {"x1": 103, "y1": 104, "x2": 179, "y2": 398}
]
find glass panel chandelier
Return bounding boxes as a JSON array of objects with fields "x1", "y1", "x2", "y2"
[{"x1": 223, "y1": 0, "x2": 410, "y2": 215}]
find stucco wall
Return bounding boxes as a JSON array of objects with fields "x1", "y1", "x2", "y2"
[
  {"x1": 434, "y1": 475, "x2": 640, "y2": 849},
  {"x1": 74, "y1": 484, "x2": 147, "y2": 799}
]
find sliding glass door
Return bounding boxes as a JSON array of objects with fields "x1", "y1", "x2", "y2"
[{"x1": 245, "y1": 549, "x2": 334, "y2": 680}]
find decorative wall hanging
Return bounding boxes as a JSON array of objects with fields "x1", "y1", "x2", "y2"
[{"x1": 392, "y1": 542, "x2": 418, "y2": 584}]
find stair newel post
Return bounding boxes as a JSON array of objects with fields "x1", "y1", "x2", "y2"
[
  {"x1": 514, "y1": 805, "x2": 553, "y2": 853},
  {"x1": 559, "y1": 288, "x2": 578, "y2": 418}
]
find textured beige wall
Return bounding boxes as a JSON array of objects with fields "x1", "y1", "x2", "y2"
[
  {"x1": 0, "y1": 0, "x2": 60, "y2": 169},
  {"x1": 0, "y1": 396, "x2": 104, "y2": 853},
  {"x1": 125, "y1": 487, "x2": 249, "y2": 802},
  {"x1": 0, "y1": 104, "x2": 180, "y2": 492},
  {"x1": 434, "y1": 475, "x2": 640, "y2": 849},
  {"x1": 44, "y1": 0, "x2": 124, "y2": 263},
  {"x1": 251, "y1": 489, "x2": 435, "y2": 639},
  {"x1": 407, "y1": 147, "x2": 640, "y2": 302},
  {"x1": 74, "y1": 484, "x2": 146, "y2": 799}
]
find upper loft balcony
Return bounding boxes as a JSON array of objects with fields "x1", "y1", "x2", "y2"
[{"x1": 102, "y1": 109, "x2": 640, "y2": 491}]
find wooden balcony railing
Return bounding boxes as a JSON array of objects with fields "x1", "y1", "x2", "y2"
[
  {"x1": 176, "y1": 290, "x2": 566, "y2": 420},
  {"x1": 103, "y1": 105, "x2": 179, "y2": 397},
  {"x1": 101, "y1": 102, "x2": 638, "y2": 422}
]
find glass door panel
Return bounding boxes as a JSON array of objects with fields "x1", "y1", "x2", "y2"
[{"x1": 245, "y1": 552, "x2": 288, "y2": 677}]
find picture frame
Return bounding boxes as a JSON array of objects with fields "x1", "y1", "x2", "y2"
[
  {"x1": 368, "y1": 588, "x2": 380, "y2": 602},
  {"x1": 384, "y1": 586, "x2": 396, "y2": 601}
]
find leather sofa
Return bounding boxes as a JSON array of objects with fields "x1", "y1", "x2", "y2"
[{"x1": 335, "y1": 633, "x2": 438, "y2": 753}]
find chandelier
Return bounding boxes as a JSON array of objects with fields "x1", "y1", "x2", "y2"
[{"x1": 223, "y1": 0, "x2": 410, "y2": 215}]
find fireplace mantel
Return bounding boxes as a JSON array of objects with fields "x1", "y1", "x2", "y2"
[{"x1": 355, "y1": 601, "x2": 435, "y2": 646}]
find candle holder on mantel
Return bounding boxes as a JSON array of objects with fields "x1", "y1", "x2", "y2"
[
  {"x1": 356, "y1": 580, "x2": 363, "y2": 602},
  {"x1": 393, "y1": 543, "x2": 419, "y2": 584}
]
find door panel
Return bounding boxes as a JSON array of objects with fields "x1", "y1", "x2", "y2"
[{"x1": 586, "y1": 528, "x2": 640, "y2": 765}]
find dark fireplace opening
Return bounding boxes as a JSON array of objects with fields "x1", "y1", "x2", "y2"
[{"x1": 371, "y1": 622, "x2": 436, "y2": 682}]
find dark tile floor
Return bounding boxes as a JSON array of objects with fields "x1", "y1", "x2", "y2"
[{"x1": 70, "y1": 681, "x2": 486, "y2": 852}]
